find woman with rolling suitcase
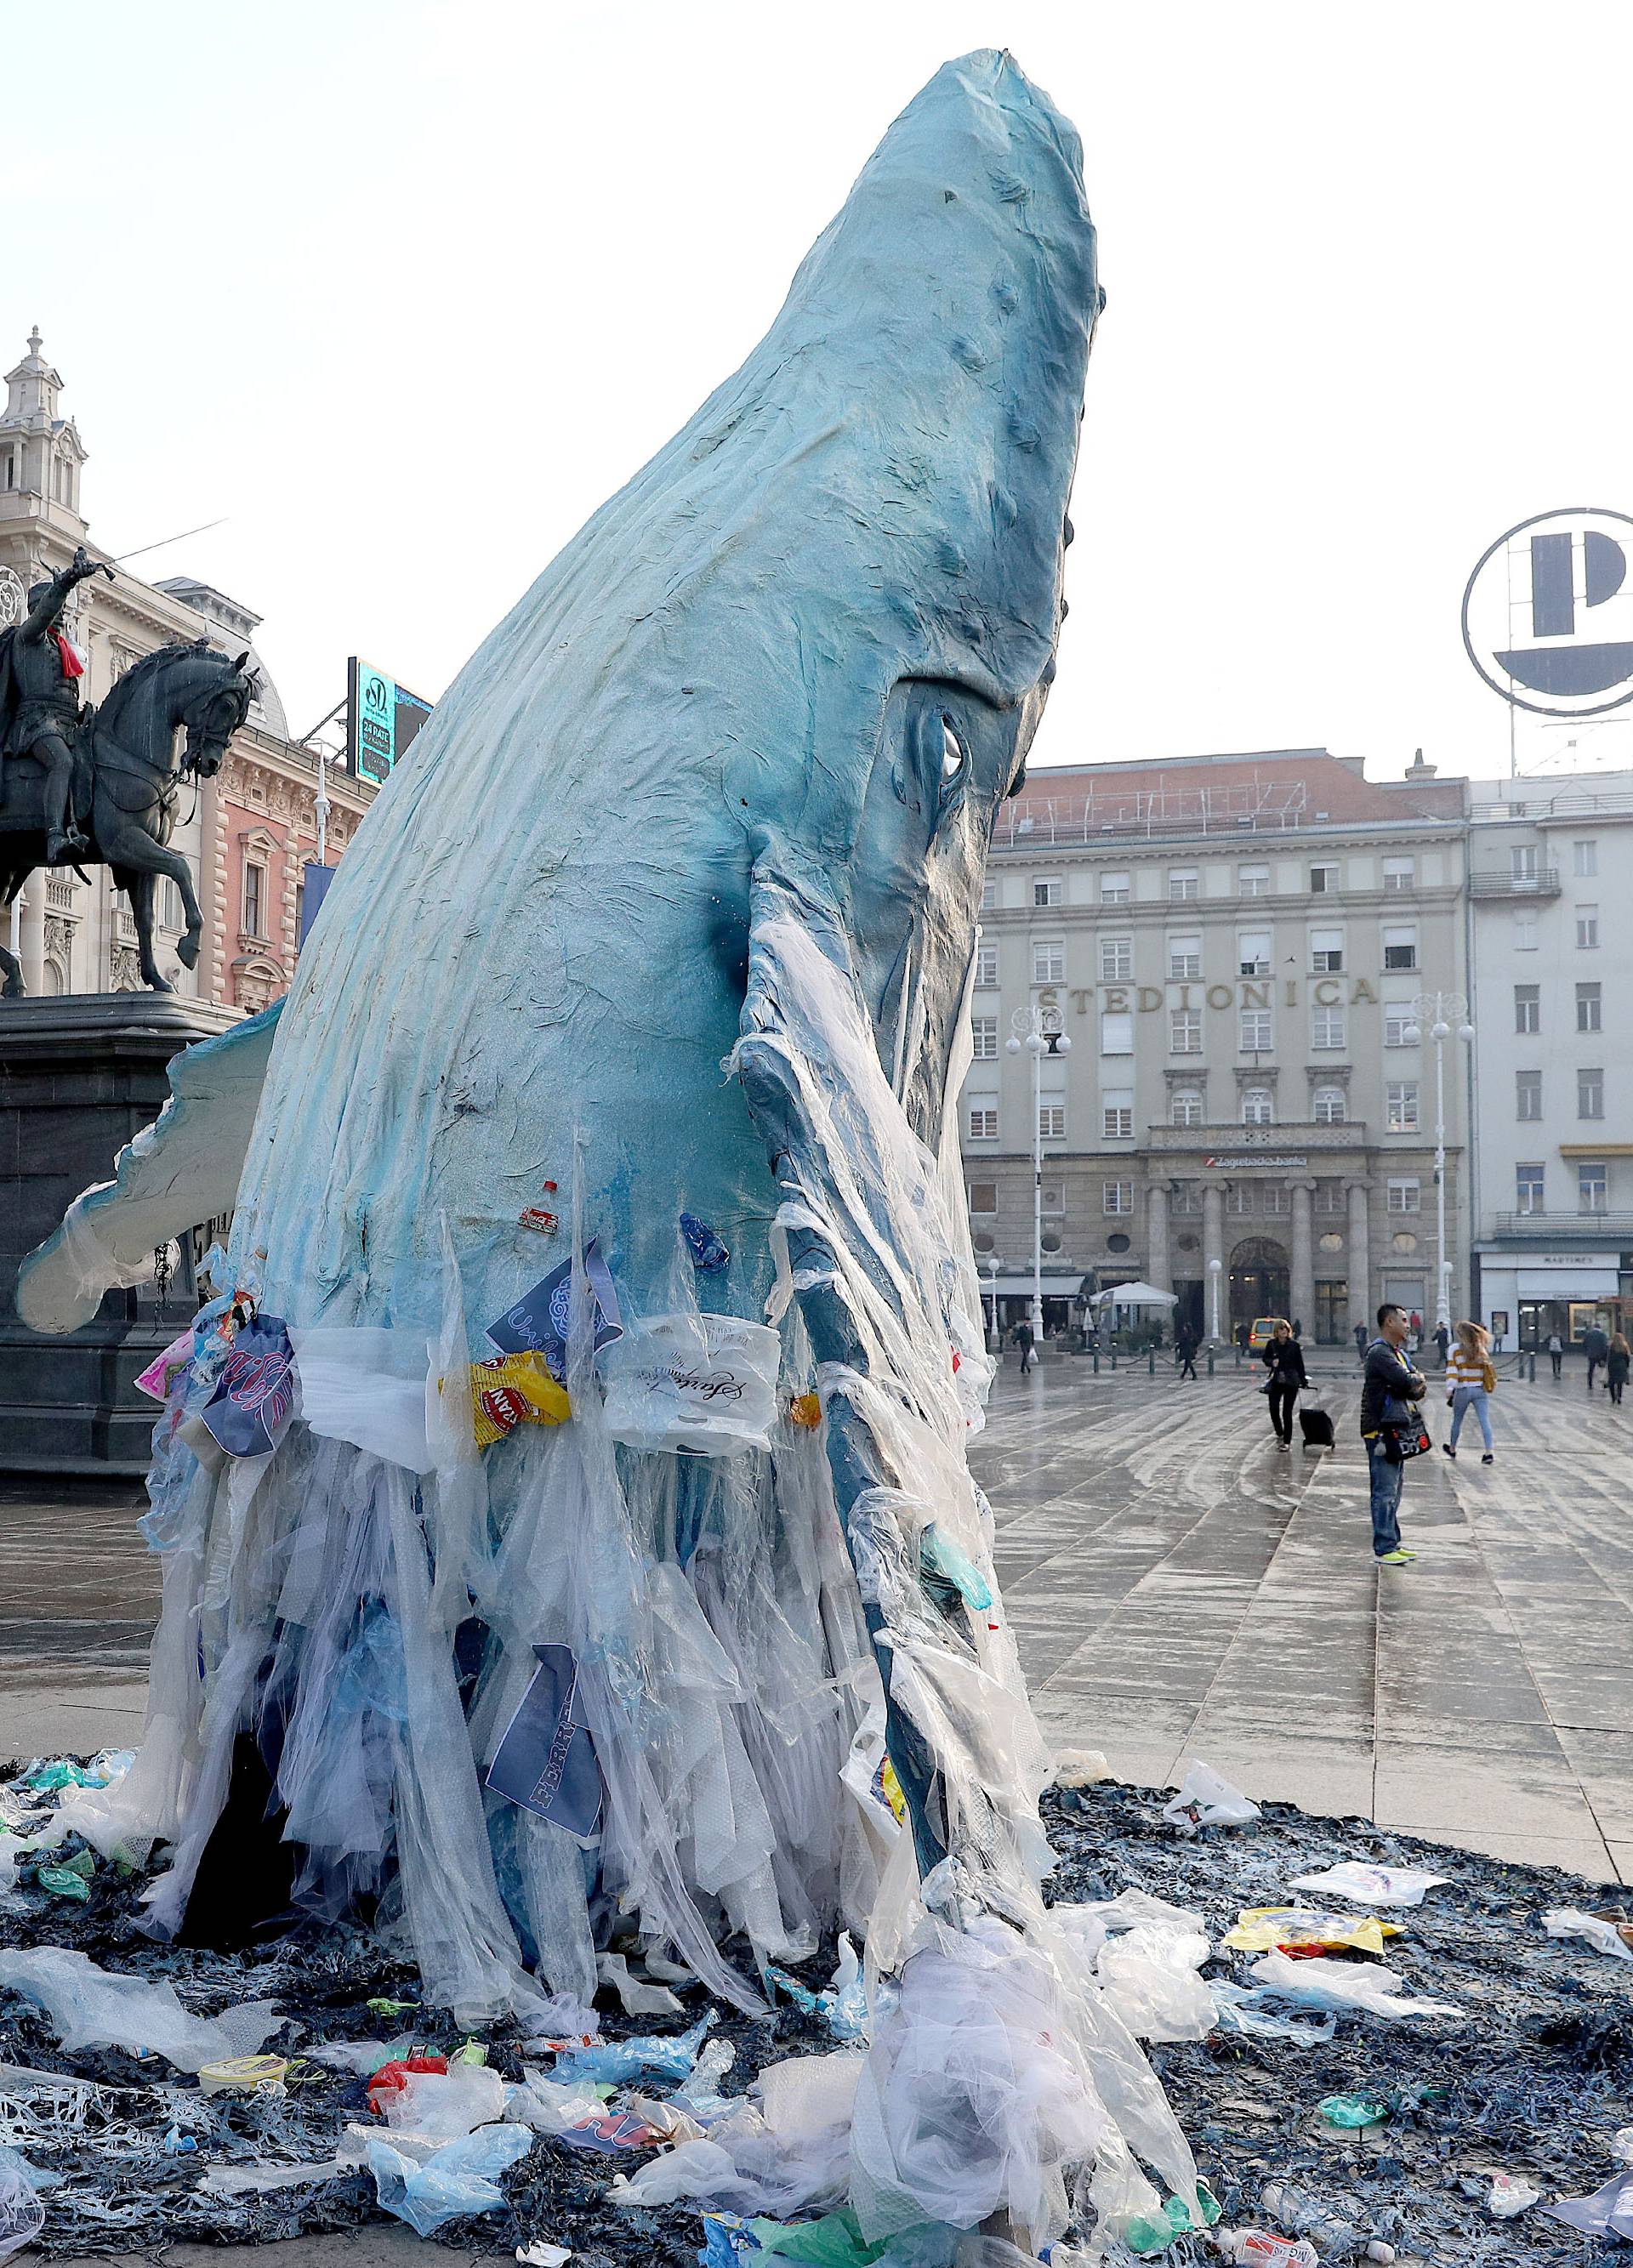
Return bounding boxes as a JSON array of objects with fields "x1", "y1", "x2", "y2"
[{"x1": 1260, "y1": 1319, "x2": 1308, "y2": 1452}]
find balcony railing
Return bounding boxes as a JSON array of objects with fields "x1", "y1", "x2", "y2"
[
  {"x1": 1146, "y1": 1119, "x2": 1367, "y2": 1152},
  {"x1": 1494, "y1": 1210, "x2": 1633, "y2": 1238},
  {"x1": 1469, "y1": 868, "x2": 1560, "y2": 898}
]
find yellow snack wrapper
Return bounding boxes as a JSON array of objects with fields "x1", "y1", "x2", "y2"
[
  {"x1": 444, "y1": 1350, "x2": 572, "y2": 1449},
  {"x1": 198, "y1": 2055, "x2": 289, "y2": 2097},
  {"x1": 789, "y1": 1392, "x2": 822, "y2": 1429},
  {"x1": 1222, "y1": 1905, "x2": 1400, "y2": 1956}
]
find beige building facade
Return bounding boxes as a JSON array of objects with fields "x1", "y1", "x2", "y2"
[
  {"x1": 0, "y1": 331, "x2": 375, "y2": 1005},
  {"x1": 961, "y1": 748, "x2": 1471, "y2": 1343}
]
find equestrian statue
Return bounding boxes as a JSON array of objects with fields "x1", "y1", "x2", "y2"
[{"x1": 0, "y1": 547, "x2": 255, "y2": 997}]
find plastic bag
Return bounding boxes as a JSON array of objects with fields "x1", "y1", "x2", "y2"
[
  {"x1": 365, "y1": 2122, "x2": 534, "y2": 2237},
  {"x1": 1486, "y1": 2171, "x2": 1541, "y2": 2218},
  {"x1": 1539, "y1": 2171, "x2": 1633, "y2": 2239},
  {"x1": 288, "y1": 1322, "x2": 436, "y2": 1472},
  {"x1": 1289, "y1": 1862, "x2": 1449, "y2": 1907},
  {"x1": 553, "y1": 2010, "x2": 716, "y2": 2088},
  {"x1": 1224, "y1": 1907, "x2": 1400, "y2": 1957},
  {"x1": 1053, "y1": 1750, "x2": 1112, "y2": 1789},
  {"x1": 1095, "y1": 1924, "x2": 1216, "y2": 2044},
  {"x1": 384, "y1": 2061, "x2": 509, "y2": 2140},
  {"x1": 0, "y1": 2146, "x2": 44, "y2": 2262},
  {"x1": 1209, "y1": 1983, "x2": 1335, "y2": 2045},
  {"x1": 1162, "y1": 1761, "x2": 1261, "y2": 1832},
  {"x1": 595, "y1": 1952, "x2": 685, "y2": 2017},
  {"x1": 1543, "y1": 1907, "x2": 1633, "y2": 1961},
  {"x1": 192, "y1": 1310, "x2": 296, "y2": 1458},
  {"x1": 1248, "y1": 1952, "x2": 1462, "y2": 2021},
  {"x1": 602, "y1": 1312, "x2": 782, "y2": 1456},
  {"x1": 0, "y1": 1947, "x2": 281, "y2": 2073}
]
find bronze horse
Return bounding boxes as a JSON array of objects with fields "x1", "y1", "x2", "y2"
[{"x1": 0, "y1": 640, "x2": 254, "y2": 997}]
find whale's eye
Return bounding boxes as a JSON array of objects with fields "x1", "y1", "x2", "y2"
[{"x1": 942, "y1": 719, "x2": 966, "y2": 782}]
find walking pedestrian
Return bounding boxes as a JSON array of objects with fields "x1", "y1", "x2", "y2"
[
  {"x1": 1433, "y1": 1321, "x2": 1451, "y2": 1370},
  {"x1": 1359, "y1": 1303, "x2": 1427, "y2": 1566},
  {"x1": 1014, "y1": 1317, "x2": 1036, "y2": 1376},
  {"x1": 1608, "y1": 1332, "x2": 1630, "y2": 1407},
  {"x1": 1546, "y1": 1329, "x2": 1563, "y2": 1379},
  {"x1": 1352, "y1": 1322, "x2": 1368, "y2": 1361},
  {"x1": 1175, "y1": 1322, "x2": 1198, "y2": 1381},
  {"x1": 1260, "y1": 1318, "x2": 1307, "y2": 1452},
  {"x1": 1584, "y1": 1320, "x2": 1609, "y2": 1393},
  {"x1": 1442, "y1": 1319, "x2": 1496, "y2": 1465}
]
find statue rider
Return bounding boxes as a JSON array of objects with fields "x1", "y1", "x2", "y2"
[{"x1": 0, "y1": 545, "x2": 116, "y2": 863}]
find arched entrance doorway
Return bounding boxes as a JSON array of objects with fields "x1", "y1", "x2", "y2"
[{"x1": 1230, "y1": 1236, "x2": 1289, "y2": 1333}]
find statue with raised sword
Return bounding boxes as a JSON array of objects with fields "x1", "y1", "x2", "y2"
[{"x1": 0, "y1": 546, "x2": 256, "y2": 997}]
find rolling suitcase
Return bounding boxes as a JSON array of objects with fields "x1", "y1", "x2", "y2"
[{"x1": 1298, "y1": 1398, "x2": 1335, "y2": 1454}]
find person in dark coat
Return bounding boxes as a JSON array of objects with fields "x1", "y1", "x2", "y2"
[
  {"x1": 1359, "y1": 1303, "x2": 1427, "y2": 1564},
  {"x1": 1584, "y1": 1322, "x2": 1610, "y2": 1392},
  {"x1": 1014, "y1": 1317, "x2": 1036, "y2": 1375},
  {"x1": 1175, "y1": 1322, "x2": 1198, "y2": 1381},
  {"x1": 1260, "y1": 1318, "x2": 1308, "y2": 1451},
  {"x1": 1608, "y1": 1333, "x2": 1630, "y2": 1408}
]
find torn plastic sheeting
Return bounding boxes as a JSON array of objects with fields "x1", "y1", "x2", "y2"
[
  {"x1": 0, "y1": 1947, "x2": 282, "y2": 2073},
  {"x1": 287, "y1": 1324, "x2": 437, "y2": 1474},
  {"x1": 0, "y1": 2144, "x2": 46, "y2": 2262},
  {"x1": 305, "y1": 2034, "x2": 414, "y2": 2075},
  {"x1": 515, "y1": 2244, "x2": 573, "y2": 2268},
  {"x1": 1288, "y1": 1862, "x2": 1450, "y2": 1907},
  {"x1": 1247, "y1": 1951, "x2": 1463, "y2": 2021},
  {"x1": 1485, "y1": 2170, "x2": 1541, "y2": 2218},
  {"x1": 601, "y1": 1312, "x2": 782, "y2": 1457},
  {"x1": 1162, "y1": 1761, "x2": 1261, "y2": 1833},
  {"x1": 199, "y1": 2158, "x2": 349, "y2": 2197},
  {"x1": 1539, "y1": 2169, "x2": 1633, "y2": 2238},
  {"x1": 551, "y1": 2009, "x2": 716, "y2": 2088},
  {"x1": 485, "y1": 1644, "x2": 605, "y2": 1839},
  {"x1": 485, "y1": 1241, "x2": 622, "y2": 1373},
  {"x1": 1095, "y1": 1922, "x2": 1216, "y2": 2045},
  {"x1": 381, "y1": 2061, "x2": 509, "y2": 2140},
  {"x1": 1208, "y1": 1983, "x2": 1337, "y2": 2046},
  {"x1": 1543, "y1": 1906, "x2": 1633, "y2": 1961},
  {"x1": 595, "y1": 1951, "x2": 685, "y2": 2017},
  {"x1": 364, "y1": 2121, "x2": 534, "y2": 2238}
]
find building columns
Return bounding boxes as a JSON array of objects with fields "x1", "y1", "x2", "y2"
[
  {"x1": 1147, "y1": 1180, "x2": 1170, "y2": 1297},
  {"x1": 1290, "y1": 1179, "x2": 1316, "y2": 1339},
  {"x1": 1203, "y1": 1182, "x2": 1225, "y2": 1339},
  {"x1": 18, "y1": 881, "x2": 44, "y2": 994},
  {"x1": 1346, "y1": 1179, "x2": 1372, "y2": 1342}
]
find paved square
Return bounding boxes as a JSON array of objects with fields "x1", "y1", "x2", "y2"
[
  {"x1": 972, "y1": 1348, "x2": 1633, "y2": 1884},
  {"x1": 3, "y1": 1353, "x2": 1630, "y2": 1884}
]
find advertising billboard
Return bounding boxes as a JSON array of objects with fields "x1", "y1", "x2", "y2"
[{"x1": 346, "y1": 657, "x2": 434, "y2": 782}]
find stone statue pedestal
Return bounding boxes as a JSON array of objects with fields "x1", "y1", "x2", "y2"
[{"x1": 0, "y1": 993, "x2": 242, "y2": 1472}]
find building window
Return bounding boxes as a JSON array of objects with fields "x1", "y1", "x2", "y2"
[
  {"x1": 1579, "y1": 1160, "x2": 1608, "y2": 1215},
  {"x1": 975, "y1": 943, "x2": 998, "y2": 987},
  {"x1": 970, "y1": 1014, "x2": 998, "y2": 1060},
  {"x1": 1168, "y1": 933, "x2": 1201, "y2": 980},
  {"x1": 1513, "y1": 909, "x2": 1538, "y2": 951},
  {"x1": 1033, "y1": 875, "x2": 1062, "y2": 907},
  {"x1": 1387, "y1": 1178, "x2": 1421, "y2": 1214},
  {"x1": 1101, "y1": 1010, "x2": 1134, "y2": 1055},
  {"x1": 1100, "y1": 935, "x2": 1132, "y2": 981},
  {"x1": 967, "y1": 1180, "x2": 997, "y2": 1216},
  {"x1": 1310, "y1": 861, "x2": 1340, "y2": 894},
  {"x1": 1382, "y1": 924, "x2": 1418, "y2": 970},
  {"x1": 1577, "y1": 981, "x2": 1602, "y2": 1034},
  {"x1": 1238, "y1": 862, "x2": 1271, "y2": 897},
  {"x1": 1226, "y1": 1182, "x2": 1255, "y2": 1214},
  {"x1": 1262, "y1": 1182, "x2": 1289, "y2": 1214},
  {"x1": 1170, "y1": 1008, "x2": 1203, "y2": 1054},
  {"x1": 1238, "y1": 928, "x2": 1272, "y2": 976},
  {"x1": 967, "y1": 1094, "x2": 999, "y2": 1140},
  {"x1": 1171, "y1": 1088, "x2": 1203, "y2": 1128},
  {"x1": 1573, "y1": 839, "x2": 1598, "y2": 878},
  {"x1": 1311, "y1": 1004, "x2": 1346, "y2": 1049},
  {"x1": 1383, "y1": 855, "x2": 1414, "y2": 893},
  {"x1": 1168, "y1": 867, "x2": 1199, "y2": 901},
  {"x1": 1309, "y1": 926, "x2": 1344, "y2": 973},
  {"x1": 242, "y1": 860, "x2": 265, "y2": 939},
  {"x1": 1172, "y1": 1181, "x2": 1202, "y2": 1215},
  {"x1": 1103, "y1": 1179, "x2": 1134, "y2": 1215},
  {"x1": 1313, "y1": 1086, "x2": 1346, "y2": 1124},
  {"x1": 1516, "y1": 1162, "x2": 1544, "y2": 1214},
  {"x1": 1516, "y1": 1068, "x2": 1542, "y2": 1120},
  {"x1": 1577, "y1": 905, "x2": 1599, "y2": 949},
  {"x1": 1, "y1": 450, "x2": 13, "y2": 491},
  {"x1": 1100, "y1": 871, "x2": 1130, "y2": 906},
  {"x1": 980, "y1": 875, "x2": 997, "y2": 910},
  {"x1": 1033, "y1": 938, "x2": 1064, "y2": 984},
  {"x1": 1239, "y1": 1008, "x2": 1273, "y2": 1051},
  {"x1": 1579, "y1": 1066, "x2": 1604, "y2": 1120},
  {"x1": 1102, "y1": 1090, "x2": 1134, "y2": 1140},
  {"x1": 1514, "y1": 984, "x2": 1539, "y2": 1034},
  {"x1": 1039, "y1": 1097, "x2": 1066, "y2": 1141},
  {"x1": 1385, "y1": 1081, "x2": 1419, "y2": 1132},
  {"x1": 1512, "y1": 844, "x2": 1539, "y2": 884},
  {"x1": 1315, "y1": 1179, "x2": 1345, "y2": 1215},
  {"x1": 1385, "y1": 1003, "x2": 1417, "y2": 1047},
  {"x1": 1241, "y1": 1087, "x2": 1274, "y2": 1126}
]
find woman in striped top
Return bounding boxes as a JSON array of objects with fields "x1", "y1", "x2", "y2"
[{"x1": 1443, "y1": 1320, "x2": 1495, "y2": 1464}]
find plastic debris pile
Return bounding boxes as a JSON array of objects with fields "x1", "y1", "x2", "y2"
[{"x1": 4, "y1": 1748, "x2": 1632, "y2": 2265}]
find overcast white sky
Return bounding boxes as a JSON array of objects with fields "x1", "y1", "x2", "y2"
[{"x1": 10, "y1": 1, "x2": 1632, "y2": 781}]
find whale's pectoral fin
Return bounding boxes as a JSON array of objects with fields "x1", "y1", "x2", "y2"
[
  {"x1": 736, "y1": 862, "x2": 1001, "y2": 1884},
  {"x1": 16, "y1": 1001, "x2": 285, "y2": 1333}
]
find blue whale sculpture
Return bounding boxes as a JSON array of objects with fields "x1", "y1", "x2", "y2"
[{"x1": 20, "y1": 51, "x2": 1202, "y2": 2244}]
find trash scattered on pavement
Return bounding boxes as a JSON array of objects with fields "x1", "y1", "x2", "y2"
[
  {"x1": 1543, "y1": 1906, "x2": 1633, "y2": 1961},
  {"x1": 1538, "y1": 2168, "x2": 1633, "y2": 2239},
  {"x1": 1315, "y1": 2092, "x2": 1391, "y2": 2130},
  {"x1": 1288, "y1": 1862, "x2": 1451, "y2": 1907},
  {"x1": 1246, "y1": 1952, "x2": 1462, "y2": 2021},
  {"x1": 1053, "y1": 1750, "x2": 1112, "y2": 1789},
  {"x1": 1487, "y1": 2170, "x2": 1543, "y2": 2217},
  {"x1": 1162, "y1": 1762, "x2": 1262, "y2": 1833},
  {"x1": 1223, "y1": 1907, "x2": 1402, "y2": 1957}
]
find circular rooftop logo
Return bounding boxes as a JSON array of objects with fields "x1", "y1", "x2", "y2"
[{"x1": 1463, "y1": 508, "x2": 1633, "y2": 716}]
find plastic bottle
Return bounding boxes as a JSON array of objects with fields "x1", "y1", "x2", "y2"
[
  {"x1": 1220, "y1": 2233, "x2": 1318, "y2": 2268},
  {"x1": 1261, "y1": 2180, "x2": 1361, "y2": 2258}
]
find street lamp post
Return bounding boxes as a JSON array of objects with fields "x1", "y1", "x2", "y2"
[
  {"x1": 1007, "y1": 1003, "x2": 1071, "y2": 1339},
  {"x1": 982, "y1": 1252, "x2": 1004, "y2": 1350},
  {"x1": 1208, "y1": 1255, "x2": 1222, "y2": 1344},
  {"x1": 1403, "y1": 991, "x2": 1474, "y2": 1335}
]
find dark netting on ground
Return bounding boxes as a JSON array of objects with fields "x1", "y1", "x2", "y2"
[{"x1": 1, "y1": 1769, "x2": 1629, "y2": 2263}]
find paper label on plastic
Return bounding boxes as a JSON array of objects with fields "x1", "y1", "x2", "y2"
[
  {"x1": 486, "y1": 1643, "x2": 604, "y2": 1838},
  {"x1": 486, "y1": 1240, "x2": 623, "y2": 1377},
  {"x1": 198, "y1": 1314, "x2": 296, "y2": 1458}
]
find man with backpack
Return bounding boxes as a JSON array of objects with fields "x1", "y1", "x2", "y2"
[{"x1": 1359, "y1": 1303, "x2": 1427, "y2": 1566}]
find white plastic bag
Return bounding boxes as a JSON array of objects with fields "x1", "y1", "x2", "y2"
[
  {"x1": 1054, "y1": 1749, "x2": 1112, "y2": 1789},
  {"x1": 288, "y1": 1324, "x2": 436, "y2": 1473},
  {"x1": 1095, "y1": 1923, "x2": 1216, "y2": 2044},
  {"x1": 1486, "y1": 2171, "x2": 1541, "y2": 2218},
  {"x1": 1289, "y1": 1862, "x2": 1449, "y2": 1907},
  {"x1": 596, "y1": 1951, "x2": 686, "y2": 2016},
  {"x1": 1162, "y1": 1761, "x2": 1261, "y2": 1833},
  {"x1": 0, "y1": 2146, "x2": 44, "y2": 2262},
  {"x1": 602, "y1": 1313, "x2": 782, "y2": 1455},
  {"x1": 0, "y1": 1947, "x2": 281, "y2": 2074},
  {"x1": 1248, "y1": 1951, "x2": 1461, "y2": 2021},
  {"x1": 1543, "y1": 1907, "x2": 1633, "y2": 1962},
  {"x1": 384, "y1": 2062, "x2": 509, "y2": 2140},
  {"x1": 365, "y1": 2123, "x2": 534, "y2": 2237}
]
